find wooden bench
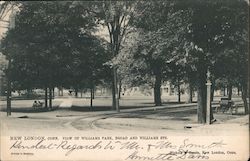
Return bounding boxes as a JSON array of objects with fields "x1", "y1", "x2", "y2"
[{"x1": 216, "y1": 97, "x2": 238, "y2": 114}]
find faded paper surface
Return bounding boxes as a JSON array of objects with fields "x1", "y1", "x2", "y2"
[
  {"x1": 0, "y1": 1, "x2": 249, "y2": 161},
  {"x1": 0, "y1": 114, "x2": 249, "y2": 161}
]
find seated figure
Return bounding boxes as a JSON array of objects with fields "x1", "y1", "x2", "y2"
[
  {"x1": 33, "y1": 100, "x2": 44, "y2": 108},
  {"x1": 33, "y1": 101, "x2": 39, "y2": 108}
]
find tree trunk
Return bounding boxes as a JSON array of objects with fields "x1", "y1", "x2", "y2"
[
  {"x1": 210, "y1": 79, "x2": 215, "y2": 102},
  {"x1": 118, "y1": 80, "x2": 122, "y2": 99},
  {"x1": 109, "y1": 16, "x2": 121, "y2": 112},
  {"x1": 154, "y1": 71, "x2": 162, "y2": 106},
  {"x1": 92, "y1": 86, "x2": 95, "y2": 99},
  {"x1": 111, "y1": 68, "x2": 119, "y2": 111},
  {"x1": 210, "y1": 87, "x2": 214, "y2": 102},
  {"x1": 58, "y1": 88, "x2": 60, "y2": 96},
  {"x1": 197, "y1": 81, "x2": 207, "y2": 124},
  {"x1": 249, "y1": 85, "x2": 250, "y2": 116},
  {"x1": 197, "y1": 67, "x2": 207, "y2": 124},
  {"x1": 177, "y1": 81, "x2": 181, "y2": 103},
  {"x1": 6, "y1": 75, "x2": 11, "y2": 116},
  {"x1": 241, "y1": 84, "x2": 249, "y2": 114},
  {"x1": 75, "y1": 89, "x2": 78, "y2": 98},
  {"x1": 6, "y1": 60, "x2": 12, "y2": 116},
  {"x1": 223, "y1": 87, "x2": 226, "y2": 96},
  {"x1": 228, "y1": 84, "x2": 232, "y2": 100},
  {"x1": 44, "y1": 87, "x2": 48, "y2": 109},
  {"x1": 49, "y1": 87, "x2": 52, "y2": 109},
  {"x1": 52, "y1": 88, "x2": 55, "y2": 98},
  {"x1": 210, "y1": 103, "x2": 214, "y2": 121},
  {"x1": 210, "y1": 79, "x2": 215, "y2": 121},
  {"x1": 237, "y1": 85, "x2": 240, "y2": 96},
  {"x1": 187, "y1": 83, "x2": 193, "y2": 103},
  {"x1": 111, "y1": 79, "x2": 116, "y2": 110},
  {"x1": 90, "y1": 88, "x2": 93, "y2": 110},
  {"x1": 27, "y1": 89, "x2": 32, "y2": 98}
]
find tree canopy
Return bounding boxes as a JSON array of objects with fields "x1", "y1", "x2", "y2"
[{"x1": 1, "y1": 0, "x2": 248, "y2": 119}]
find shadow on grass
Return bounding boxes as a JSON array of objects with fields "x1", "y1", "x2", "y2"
[
  {"x1": 0, "y1": 106, "x2": 59, "y2": 113},
  {"x1": 71, "y1": 105, "x2": 198, "y2": 120},
  {"x1": 141, "y1": 102, "x2": 187, "y2": 105},
  {"x1": 133, "y1": 109, "x2": 197, "y2": 117},
  {"x1": 232, "y1": 113, "x2": 248, "y2": 116},
  {"x1": 70, "y1": 101, "x2": 197, "y2": 112},
  {"x1": 70, "y1": 105, "x2": 156, "y2": 112}
]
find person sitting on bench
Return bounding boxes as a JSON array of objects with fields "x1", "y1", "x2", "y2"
[
  {"x1": 33, "y1": 100, "x2": 43, "y2": 108},
  {"x1": 33, "y1": 101, "x2": 38, "y2": 107}
]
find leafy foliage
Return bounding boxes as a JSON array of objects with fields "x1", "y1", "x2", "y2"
[{"x1": 1, "y1": 1, "x2": 110, "y2": 91}]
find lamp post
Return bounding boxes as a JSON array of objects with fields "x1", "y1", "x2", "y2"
[
  {"x1": 206, "y1": 69, "x2": 212, "y2": 124},
  {"x1": 6, "y1": 10, "x2": 15, "y2": 116}
]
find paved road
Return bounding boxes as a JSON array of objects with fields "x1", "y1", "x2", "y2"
[
  {"x1": 0, "y1": 96, "x2": 248, "y2": 136},
  {"x1": 1, "y1": 103, "x2": 247, "y2": 133},
  {"x1": 0, "y1": 97, "x2": 248, "y2": 161}
]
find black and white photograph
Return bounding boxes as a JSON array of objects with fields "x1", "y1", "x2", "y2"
[{"x1": 0, "y1": 1, "x2": 249, "y2": 161}]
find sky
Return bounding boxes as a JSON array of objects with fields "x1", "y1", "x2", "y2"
[
  {"x1": 0, "y1": 4, "x2": 11, "y2": 40},
  {"x1": 0, "y1": 2, "x2": 20, "y2": 40},
  {"x1": 0, "y1": 19, "x2": 9, "y2": 40}
]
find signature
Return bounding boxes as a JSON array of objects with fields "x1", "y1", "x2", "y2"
[
  {"x1": 146, "y1": 139, "x2": 226, "y2": 152},
  {"x1": 125, "y1": 150, "x2": 209, "y2": 160},
  {"x1": 178, "y1": 139, "x2": 226, "y2": 150}
]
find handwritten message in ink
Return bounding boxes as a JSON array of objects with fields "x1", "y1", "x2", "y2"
[{"x1": 5, "y1": 135, "x2": 241, "y2": 160}]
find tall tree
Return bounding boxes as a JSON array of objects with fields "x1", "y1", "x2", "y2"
[
  {"x1": 98, "y1": 1, "x2": 135, "y2": 111},
  {"x1": 1, "y1": 1, "x2": 100, "y2": 109},
  {"x1": 128, "y1": 1, "x2": 191, "y2": 106},
  {"x1": 184, "y1": 0, "x2": 249, "y2": 122},
  {"x1": 71, "y1": 1, "x2": 135, "y2": 111}
]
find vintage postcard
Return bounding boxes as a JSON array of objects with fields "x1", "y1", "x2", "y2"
[{"x1": 0, "y1": 1, "x2": 249, "y2": 161}]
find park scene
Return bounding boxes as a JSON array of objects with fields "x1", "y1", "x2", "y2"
[{"x1": 0, "y1": 1, "x2": 249, "y2": 136}]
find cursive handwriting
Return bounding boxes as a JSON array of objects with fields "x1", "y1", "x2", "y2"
[
  {"x1": 115, "y1": 141, "x2": 144, "y2": 150},
  {"x1": 10, "y1": 140, "x2": 103, "y2": 156},
  {"x1": 9, "y1": 138, "x2": 226, "y2": 158},
  {"x1": 176, "y1": 149, "x2": 209, "y2": 160},
  {"x1": 125, "y1": 150, "x2": 209, "y2": 160},
  {"x1": 125, "y1": 151, "x2": 176, "y2": 161},
  {"x1": 147, "y1": 141, "x2": 178, "y2": 152},
  {"x1": 179, "y1": 139, "x2": 226, "y2": 150},
  {"x1": 55, "y1": 141, "x2": 103, "y2": 156},
  {"x1": 10, "y1": 139, "x2": 54, "y2": 150}
]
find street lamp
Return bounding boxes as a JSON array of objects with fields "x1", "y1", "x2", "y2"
[{"x1": 206, "y1": 69, "x2": 212, "y2": 124}]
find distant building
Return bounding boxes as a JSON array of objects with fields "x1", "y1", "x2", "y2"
[{"x1": 120, "y1": 81, "x2": 189, "y2": 97}]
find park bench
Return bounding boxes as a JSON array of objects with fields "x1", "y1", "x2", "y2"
[
  {"x1": 216, "y1": 97, "x2": 238, "y2": 114},
  {"x1": 32, "y1": 101, "x2": 44, "y2": 109}
]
